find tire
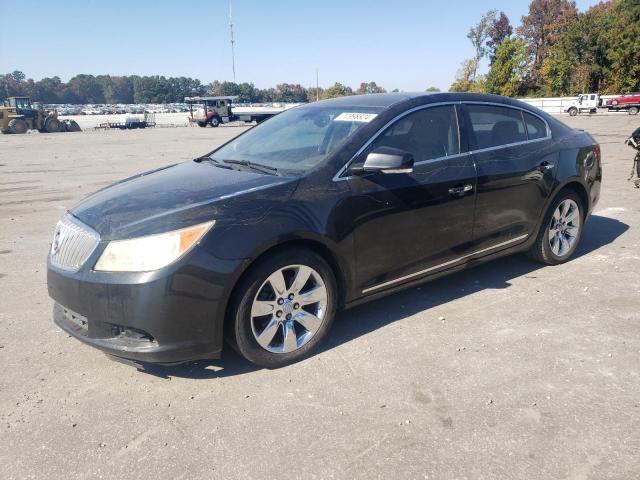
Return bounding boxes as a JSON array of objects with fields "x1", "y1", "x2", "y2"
[
  {"x1": 568, "y1": 107, "x2": 578, "y2": 117},
  {"x1": 210, "y1": 117, "x2": 220, "y2": 127},
  {"x1": 629, "y1": 106, "x2": 639, "y2": 115},
  {"x1": 611, "y1": 100, "x2": 619, "y2": 106},
  {"x1": 229, "y1": 248, "x2": 337, "y2": 368},
  {"x1": 197, "y1": 121, "x2": 207, "y2": 128},
  {"x1": 44, "y1": 117, "x2": 61, "y2": 133},
  {"x1": 66, "y1": 120, "x2": 81, "y2": 132},
  {"x1": 8, "y1": 118, "x2": 28, "y2": 134},
  {"x1": 528, "y1": 189, "x2": 584, "y2": 265}
]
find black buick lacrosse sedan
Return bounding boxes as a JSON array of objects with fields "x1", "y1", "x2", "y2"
[{"x1": 48, "y1": 93, "x2": 602, "y2": 368}]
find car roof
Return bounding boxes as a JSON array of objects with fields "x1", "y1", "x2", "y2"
[{"x1": 311, "y1": 92, "x2": 535, "y2": 110}]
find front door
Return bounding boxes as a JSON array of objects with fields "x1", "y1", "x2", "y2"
[{"x1": 344, "y1": 104, "x2": 477, "y2": 294}]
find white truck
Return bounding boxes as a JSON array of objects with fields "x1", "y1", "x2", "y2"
[{"x1": 564, "y1": 93, "x2": 600, "y2": 116}]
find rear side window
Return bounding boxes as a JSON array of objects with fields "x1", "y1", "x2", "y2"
[
  {"x1": 370, "y1": 105, "x2": 460, "y2": 162},
  {"x1": 523, "y1": 112, "x2": 547, "y2": 140},
  {"x1": 467, "y1": 104, "x2": 526, "y2": 150}
]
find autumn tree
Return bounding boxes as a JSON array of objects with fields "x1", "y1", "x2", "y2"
[
  {"x1": 467, "y1": 9, "x2": 498, "y2": 80},
  {"x1": 356, "y1": 81, "x2": 386, "y2": 95},
  {"x1": 486, "y1": 12, "x2": 513, "y2": 64},
  {"x1": 517, "y1": 0, "x2": 579, "y2": 87},
  {"x1": 449, "y1": 58, "x2": 479, "y2": 92}
]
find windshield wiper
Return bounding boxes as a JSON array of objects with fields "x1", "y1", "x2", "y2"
[
  {"x1": 223, "y1": 159, "x2": 279, "y2": 175},
  {"x1": 193, "y1": 155, "x2": 233, "y2": 169}
]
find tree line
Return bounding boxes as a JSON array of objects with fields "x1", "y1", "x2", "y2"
[
  {"x1": 451, "y1": 0, "x2": 639, "y2": 97},
  {"x1": 0, "y1": 71, "x2": 409, "y2": 104}
]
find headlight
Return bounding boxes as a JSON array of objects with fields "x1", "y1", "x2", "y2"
[{"x1": 94, "y1": 221, "x2": 215, "y2": 272}]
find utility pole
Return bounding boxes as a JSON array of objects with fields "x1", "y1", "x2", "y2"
[
  {"x1": 229, "y1": 0, "x2": 236, "y2": 83},
  {"x1": 316, "y1": 68, "x2": 319, "y2": 102}
]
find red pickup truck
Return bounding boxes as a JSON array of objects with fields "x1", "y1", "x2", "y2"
[{"x1": 605, "y1": 93, "x2": 640, "y2": 115}]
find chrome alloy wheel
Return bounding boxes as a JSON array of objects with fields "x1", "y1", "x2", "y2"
[
  {"x1": 250, "y1": 265, "x2": 328, "y2": 354},
  {"x1": 548, "y1": 199, "x2": 581, "y2": 257}
]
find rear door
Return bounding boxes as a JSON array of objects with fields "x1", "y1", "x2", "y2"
[
  {"x1": 344, "y1": 104, "x2": 477, "y2": 294},
  {"x1": 462, "y1": 103, "x2": 557, "y2": 252}
]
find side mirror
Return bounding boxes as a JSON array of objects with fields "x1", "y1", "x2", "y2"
[{"x1": 355, "y1": 146, "x2": 414, "y2": 175}]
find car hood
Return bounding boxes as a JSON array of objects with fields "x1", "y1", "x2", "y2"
[{"x1": 71, "y1": 160, "x2": 296, "y2": 239}]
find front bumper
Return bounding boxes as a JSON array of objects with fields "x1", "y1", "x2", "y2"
[{"x1": 48, "y1": 256, "x2": 233, "y2": 364}]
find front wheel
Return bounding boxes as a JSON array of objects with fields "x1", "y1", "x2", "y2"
[
  {"x1": 229, "y1": 248, "x2": 337, "y2": 368},
  {"x1": 629, "y1": 106, "x2": 639, "y2": 115},
  {"x1": 210, "y1": 117, "x2": 220, "y2": 127},
  {"x1": 568, "y1": 107, "x2": 578, "y2": 117},
  {"x1": 528, "y1": 190, "x2": 583, "y2": 265}
]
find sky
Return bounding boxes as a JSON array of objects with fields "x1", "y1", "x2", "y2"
[{"x1": 0, "y1": 0, "x2": 601, "y2": 92}]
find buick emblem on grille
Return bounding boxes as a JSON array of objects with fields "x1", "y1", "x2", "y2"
[{"x1": 51, "y1": 227, "x2": 64, "y2": 256}]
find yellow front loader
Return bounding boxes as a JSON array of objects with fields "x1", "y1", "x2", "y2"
[{"x1": 0, "y1": 96, "x2": 81, "y2": 134}]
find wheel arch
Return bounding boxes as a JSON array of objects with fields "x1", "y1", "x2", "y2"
[
  {"x1": 555, "y1": 179, "x2": 590, "y2": 219},
  {"x1": 220, "y1": 237, "x2": 350, "y2": 339}
]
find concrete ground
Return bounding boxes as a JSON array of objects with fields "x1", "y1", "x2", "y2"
[{"x1": 0, "y1": 116, "x2": 639, "y2": 479}]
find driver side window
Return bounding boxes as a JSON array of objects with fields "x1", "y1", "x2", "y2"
[{"x1": 369, "y1": 105, "x2": 460, "y2": 162}]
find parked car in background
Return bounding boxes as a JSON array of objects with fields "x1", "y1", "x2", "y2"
[
  {"x1": 605, "y1": 93, "x2": 640, "y2": 115},
  {"x1": 47, "y1": 93, "x2": 602, "y2": 368}
]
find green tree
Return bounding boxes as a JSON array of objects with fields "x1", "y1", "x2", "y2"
[
  {"x1": 425, "y1": 86, "x2": 440, "y2": 92},
  {"x1": 605, "y1": 0, "x2": 640, "y2": 93},
  {"x1": 541, "y1": 3, "x2": 612, "y2": 95},
  {"x1": 322, "y1": 82, "x2": 353, "y2": 99},
  {"x1": 486, "y1": 37, "x2": 529, "y2": 96}
]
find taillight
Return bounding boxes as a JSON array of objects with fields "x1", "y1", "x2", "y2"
[{"x1": 593, "y1": 144, "x2": 601, "y2": 162}]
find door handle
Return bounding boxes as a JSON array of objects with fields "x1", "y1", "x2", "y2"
[
  {"x1": 539, "y1": 161, "x2": 554, "y2": 171},
  {"x1": 448, "y1": 184, "x2": 473, "y2": 197}
]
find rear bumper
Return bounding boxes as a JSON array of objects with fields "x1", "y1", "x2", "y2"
[{"x1": 47, "y1": 255, "x2": 234, "y2": 364}]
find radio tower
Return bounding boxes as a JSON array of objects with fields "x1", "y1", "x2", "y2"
[{"x1": 229, "y1": 0, "x2": 236, "y2": 83}]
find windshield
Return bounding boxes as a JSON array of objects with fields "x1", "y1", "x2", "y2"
[{"x1": 211, "y1": 105, "x2": 383, "y2": 173}]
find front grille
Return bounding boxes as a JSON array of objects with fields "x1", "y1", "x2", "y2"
[{"x1": 50, "y1": 214, "x2": 100, "y2": 272}]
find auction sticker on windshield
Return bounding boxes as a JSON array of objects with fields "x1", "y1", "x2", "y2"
[{"x1": 334, "y1": 112, "x2": 378, "y2": 123}]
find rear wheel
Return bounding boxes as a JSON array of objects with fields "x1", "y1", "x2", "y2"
[
  {"x1": 230, "y1": 248, "x2": 337, "y2": 368},
  {"x1": 529, "y1": 190, "x2": 583, "y2": 265},
  {"x1": 629, "y1": 106, "x2": 639, "y2": 115},
  {"x1": 8, "y1": 118, "x2": 28, "y2": 134},
  {"x1": 568, "y1": 107, "x2": 578, "y2": 117}
]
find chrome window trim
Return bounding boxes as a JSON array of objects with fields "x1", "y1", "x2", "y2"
[
  {"x1": 361, "y1": 234, "x2": 529, "y2": 294},
  {"x1": 334, "y1": 100, "x2": 552, "y2": 182}
]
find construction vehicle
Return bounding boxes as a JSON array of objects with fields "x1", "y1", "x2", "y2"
[
  {"x1": 185, "y1": 96, "x2": 280, "y2": 127},
  {"x1": 0, "y1": 96, "x2": 81, "y2": 134}
]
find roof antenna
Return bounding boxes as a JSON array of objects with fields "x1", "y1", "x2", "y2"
[{"x1": 229, "y1": 0, "x2": 236, "y2": 83}]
